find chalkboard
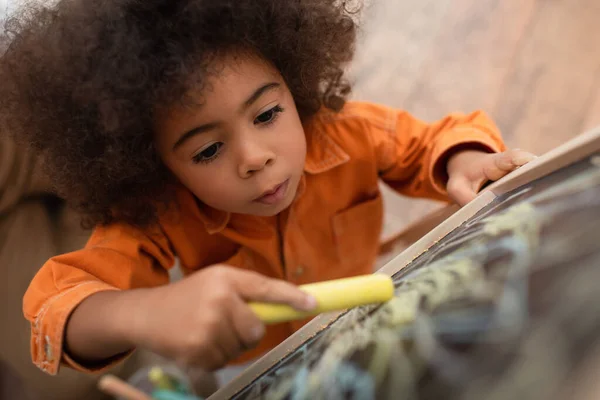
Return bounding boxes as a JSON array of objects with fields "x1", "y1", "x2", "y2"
[{"x1": 211, "y1": 132, "x2": 600, "y2": 400}]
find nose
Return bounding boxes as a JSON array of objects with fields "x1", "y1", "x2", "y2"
[{"x1": 237, "y1": 138, "x2": 276, "y2": 179}]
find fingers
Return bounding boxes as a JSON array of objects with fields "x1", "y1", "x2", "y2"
[
  {"x1": 448, "y1": 149, "x2": 536, "y2": 207},
  {"x1": 483, "y1": 149, "x2": 537, "y2": 181},
  {"x1": 229, "y1": 296, "x2": 266, "y2": 350},
  {"x1": 200, "y1": 343, "x2": 229, "y2": 371},
  {"x1": 446, "y1": 175, "x2": 478, "y2": 206},
  {"x1": 185, "y1": 309, "x2": 248, "y2": 370},
  {"x1": 176, "y1": 328, "x2": 227, "y2": 371},
  {"x1": 228, "y1": 269, "x2": 317, "y2": 311},
  {"x1": 179, "y1": 314, "x2": 238, "y2": 371},
  {"x1": 213, "y1": 313, "x2": 243, "y2": 365},
  {"x1": 510, "y1": 149, "x2": 538, "y2": 166}
]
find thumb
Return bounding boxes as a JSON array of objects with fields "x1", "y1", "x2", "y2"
[
  {"x1": 228, "y1": 269, "x2": 317, "y2": 311},
  {"x1": 446, "y1": 175, "x2": 479, "y2": 206}
]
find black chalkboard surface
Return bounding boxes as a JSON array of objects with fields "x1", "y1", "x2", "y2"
[{"x1": 212, "y1": 143, "x2": 600, "y2": 400}]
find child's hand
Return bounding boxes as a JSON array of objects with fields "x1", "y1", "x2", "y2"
[
  {"x1": 446, "y1": 149, "x2": 537, "y2": 206},
  {"x1": 131, "y1": 265, "x2": 316, "y2": 370}
]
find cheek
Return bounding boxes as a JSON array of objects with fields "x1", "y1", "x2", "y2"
[
  {"x1": 278, "y1": 120, "x2": 307, "y2": 166},
  {"x1": 177, "y1": 164, "x2": 237, "y2": 202}
]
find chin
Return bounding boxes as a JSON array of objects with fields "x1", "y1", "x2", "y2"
[{"x1": 262, "y1": 202, "x2": 292, "y2": 216}]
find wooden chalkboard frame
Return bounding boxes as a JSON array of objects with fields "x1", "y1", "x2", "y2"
[{"x1": 209, "y1": 126, "x2": 600, "y2": 400}]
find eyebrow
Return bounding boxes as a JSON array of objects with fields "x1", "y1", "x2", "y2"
[{"x1": 172, "y1": 82, "x2": 281, "y2": 151}]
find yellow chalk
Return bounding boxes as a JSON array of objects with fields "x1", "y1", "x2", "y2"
[
  {"x1": 148, "y1": 367, "x2": 175, "y2": 391},
  {"x1": 249, "y1": 274, "x2": 394, "y2": 324}
]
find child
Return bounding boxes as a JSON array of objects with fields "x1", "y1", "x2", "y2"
[{"x1": 0, "y1": 0, "x2": 534, "y2": 378}]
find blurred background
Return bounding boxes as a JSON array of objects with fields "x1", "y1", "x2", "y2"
[
  {"x1": 348, "y1": 0, "x2": 600, "y2": 253},
  {"x1": 2, "y1": 0, "x2": 600, "y2": 399}
]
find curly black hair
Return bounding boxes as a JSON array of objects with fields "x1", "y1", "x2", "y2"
[{"x1": 0, "y1": 0, "x2": 358, "y2": 228}]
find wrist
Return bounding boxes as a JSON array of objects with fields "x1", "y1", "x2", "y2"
[
  {"x1": 64, "y1": 289, "x2": 148, "y2": 364},
  {"x1": 446, "y1": 148, "x2": 488, "y2": 178},
  {"x1": 112, "y1": 288, "x2": 154, "y2": 348}
]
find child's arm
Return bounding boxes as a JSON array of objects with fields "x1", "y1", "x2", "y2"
[
  {"x1": 63, "y1": 266, "x2": 315, "y2": 371},
  {"x1": 355, "y1": 102, "x2": 530, "y2": 203},
  {"x1": 23, "y1": 223, "x2": 315, "y2": 375}
]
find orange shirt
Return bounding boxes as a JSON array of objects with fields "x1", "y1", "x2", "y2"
[{"x1": 23, "y1": 102, "x2": 505, "y2": 375}]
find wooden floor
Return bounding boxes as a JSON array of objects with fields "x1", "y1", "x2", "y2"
[{"x1": 349, "y1": 0, "x2": 600, "y2": 247}]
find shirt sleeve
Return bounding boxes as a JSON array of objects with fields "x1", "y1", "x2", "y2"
[
  {"x1": 22, "y1": 222, "x2": 175, "y2": 375},
  {"x1": 366, "y1": 104, "x2": 506, "y2": 201}
]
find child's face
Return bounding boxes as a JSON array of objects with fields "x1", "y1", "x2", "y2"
[{"x1": 154, "y1": 54, "x2": 307, "y2": 216}]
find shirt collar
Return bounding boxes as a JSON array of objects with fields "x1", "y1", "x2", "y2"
[
  {"x1": 195, "y1": 200, "x2": 231, "y2": 234},
  {"x1": 302, "y1": 116, "x2": 350, "y2": 174}
]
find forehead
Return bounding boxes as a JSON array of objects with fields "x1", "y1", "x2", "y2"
[
  {"x1": 153, "y1": 52, "x2": 285, "y2": 143},
  {"x1": 159, "y1": 52, "x2": 282, "y2": 118},
  {"x1": 214, "y1": 52, "x2": 281, "y2": 84}
]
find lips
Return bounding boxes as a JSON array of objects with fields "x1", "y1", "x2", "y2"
[
  {"x1": 261, "y1": 184, "x2": 282, "y2": 197},
  {"x1": 254, "y1": 179, "x2": 290, "y2": 205}
]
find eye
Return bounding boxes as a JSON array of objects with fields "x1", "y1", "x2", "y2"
[
  {"x1": 192, "y1": 142, "x2": 223, "y2": 164},
  {"x1": 254, "y1": 105, "x2": 284, "y2": 125}
]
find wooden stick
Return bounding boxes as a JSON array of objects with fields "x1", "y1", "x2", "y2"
[{"x1": 98, "y1": 374, "x2": 152, "y2": 400}]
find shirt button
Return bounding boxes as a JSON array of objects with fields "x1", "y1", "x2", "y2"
[{"x1": 294, "y1": 266, "x2": 305, "y2": 277}]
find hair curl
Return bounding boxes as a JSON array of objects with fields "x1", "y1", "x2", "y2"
[{"x1": 0, "y1": 0, "x2": 358, "y2": 227}]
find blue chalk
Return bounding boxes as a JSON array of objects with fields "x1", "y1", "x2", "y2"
[{"x1": 151, "y1": 389, "x2": 203, "y2": 400}]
